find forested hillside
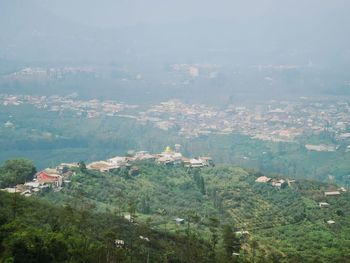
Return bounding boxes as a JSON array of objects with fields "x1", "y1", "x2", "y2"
[
  {"x1": 0, "y1": 190, "x2": 218, "y2": 263},
  {"x1": 39, "y1": 161, "x2": 350, "y2": 262},
  {"x1": 1, "y1": 157, "x2": 350, "y2": 262}
]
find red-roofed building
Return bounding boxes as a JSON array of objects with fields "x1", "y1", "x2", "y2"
[{"x1": 36, "y1": 171, "x2": 62, "y2": 187}]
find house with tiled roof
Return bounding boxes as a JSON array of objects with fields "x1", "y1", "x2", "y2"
[{"x1": 36, "y1": 171, "x2": 62, "y2": 187}]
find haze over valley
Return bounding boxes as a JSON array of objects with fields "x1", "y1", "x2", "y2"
[{"x1": 0, "y1": 1, "x2": 350, "y2": 262}]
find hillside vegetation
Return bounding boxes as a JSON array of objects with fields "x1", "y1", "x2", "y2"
[
  {"x1": 0, "y1": 190, "x2": 217, "y2": 263},
  {"x1": 39, "y1": 161, "x2": 350, "y2": 262}
]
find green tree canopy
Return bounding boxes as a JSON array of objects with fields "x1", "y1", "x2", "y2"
[{"x1": 0, "y1": 159, "x2": 36, "y2": 188}]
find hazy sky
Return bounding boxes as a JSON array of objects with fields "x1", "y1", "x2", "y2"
[
  {"x1": 36, "y1": 0, "x2": 350, "y2": 28},
  {"x1": 1, "y1": 0, "x2": 349, "y2": 66},
  {"x1": 0, "y1": 0, "x2": 349, "y2": 99}
]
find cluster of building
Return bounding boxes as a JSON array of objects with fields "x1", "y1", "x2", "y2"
[
  {"x1": 4, "y1": 67, "x2": 97, "y2": 81},
  {"x1": 1, "y1": 145, "x2": 213, "y2": 197},
  {"x1": 136, "y1": 99, "x2": 350, "y2": 146},
  {"x1": 86, "y1": 145, "x2": 214, "y2": 173},
  {"x1": 320, "y1": 187, "x2": 347, "y2": 225},
  {"x1": 255, "y1": 175, "x2": 295, "y2": 188},
  {"x1": 2, "y1": 93, "x2": 350, "y2": 148},
  {"x1": 324, "y1": 188, "x2": 347, "y2": 197},
  {"x1": 171, "y1": 63, "x2": 220, "y2": 78},
  {"x1": 255, "y1": 176, "x2": 348, "y2": 226},
  {"x1": 1, "y1": 163, "x2": 79, "y2": 197},
  {"x1": 0, "y1": 94, "x2": 138, "y2": 119}
]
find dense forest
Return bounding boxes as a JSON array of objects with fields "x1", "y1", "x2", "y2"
[{"x1": 0, "y1": 190, "x2": 221, "y2": 262}]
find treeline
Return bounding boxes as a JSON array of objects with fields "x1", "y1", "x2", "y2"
[{"x1": 0, "y1": 159, "x2": 36, "y2": 188}]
